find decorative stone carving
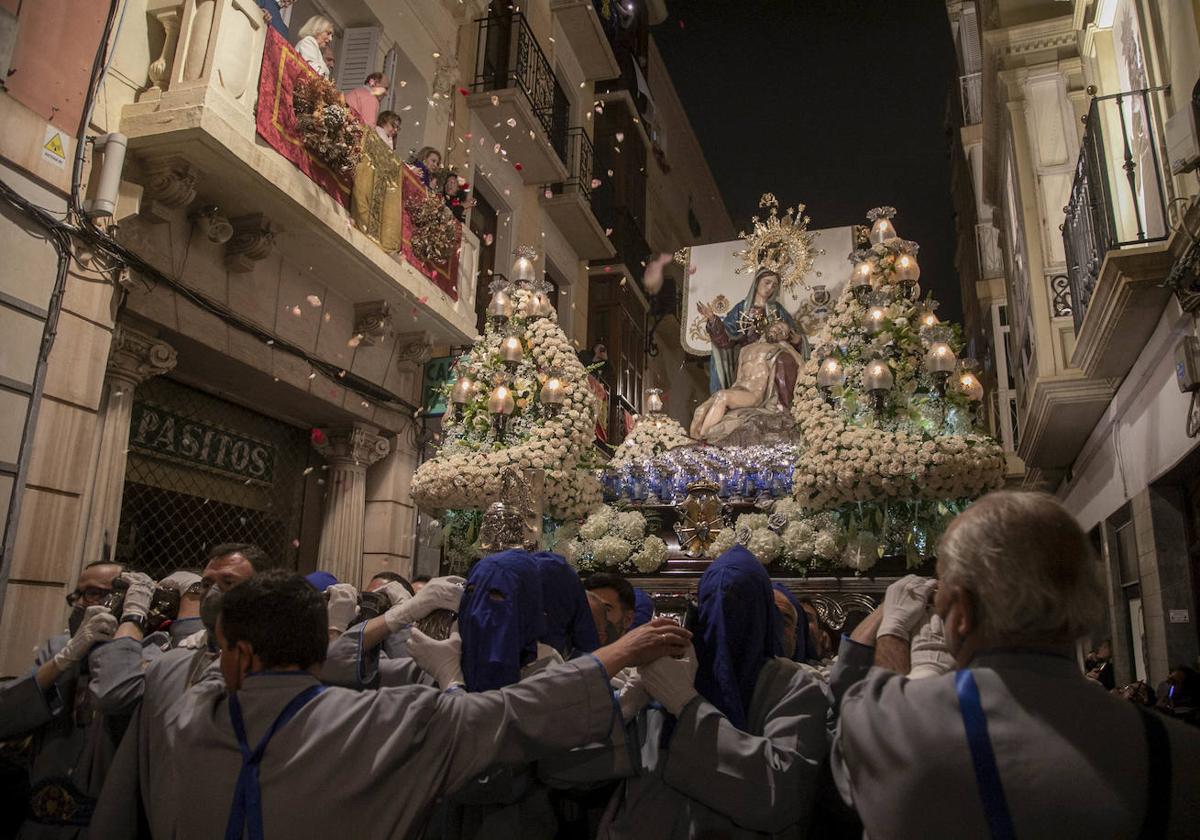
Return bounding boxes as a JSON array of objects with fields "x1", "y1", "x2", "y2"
[
  {"x1": 353, "y1": 301, "x2": 393, "y2": 346},
  {"x1": 394, "y1": 331, "x2": 433, "y2": 367},
  {"x1": 138, "y1": 156, "x2": 200, "y2": 223},
  {"x1": 81, "y1": 326, "x2": 178, "y2": 567},
  {"x1": 224, "y1": 212, "x2": 275, "y2": 272},
  {"x1": 142, "y1": 1, "x2": 184, "y2": 101}
]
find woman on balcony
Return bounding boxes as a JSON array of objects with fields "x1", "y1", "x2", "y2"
[
  {"x1": 295, "y1": 16, "x2": 335, "y2": 79},
  {"x1": 409, "y1": 147, "x2": 442, "y2": 188}
]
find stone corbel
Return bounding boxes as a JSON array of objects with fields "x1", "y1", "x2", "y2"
[
  {"x1": 394, "y1": 331, "x2": 433, "y2": 367},
  {"x1": 354, "y1": 301, "x2": 394, "y2": 347},
  {"x1": 313, "y1": 426, "x2": 392, "y2": 467},
  {"x1": 224, "y1": 213, "x2": 275, "y2": 273},
  {"x1": 108, "y1": 325, "x2": 179, "y2": 389},
  {"x1": 137, "y1": 155, "x2": 200, "y2": 224},
  {"x1": 142, "y1": 1, "x2": 184, "y2": 102}
]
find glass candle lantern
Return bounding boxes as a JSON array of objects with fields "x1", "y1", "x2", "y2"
[
  {"x1": 817, "y1": 357, "x2": 846, "y2": 391},
  {"x1": 540, "y1": 376, "x2": 565, "y2": 415},
  {"x1": 864, "y1": 305, "x2": 887, "y2": 334},
  {"x1": 958, "y1": 372, "x2": 984, "y2": 401},
  {"x1": 501, "y1": 335, "x2": 523, "y2": 368},
  {"x1": 869, "y1": 216, "x2": 897, "y2": 244},
  {"x1": 863, "y1": 359, "x2": 894, "y2": 392},
  {"x1": 487, "y1": 288, "x2": 513, "y2": 324},
  {"x1": 851, "y1": 259, "x2": 873, "y2": 297},
  {"x1": 924, "y1": 342, "x2": 957, "y2": 376},
  {"x1": 645, "y1": 387, "x2": 665, "y2": 413},
  {"x1": 895, "y1": 252, "x2": 920, "y2": 282},
  {"x1": 511, "y1": 255, "x2": 536, "y2": 284}
]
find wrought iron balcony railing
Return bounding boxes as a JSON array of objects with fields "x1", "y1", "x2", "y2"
[
  {"x1": 547, "y1": 127, "x2": 597, "y2": 203},
  {"x1": 960, "y1": 72, "x2": 982, "y2": 125},
  {"x1": 1063, "y1": 87, "x2": 1171, "y2": 333},
  {"x1": 472, "y1": 12, "x2": 570, "y2": 164}
]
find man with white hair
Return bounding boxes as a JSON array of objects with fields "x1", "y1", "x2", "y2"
[{"x1": 831, "y1": 490, "x2": 1200, "y2": 838}]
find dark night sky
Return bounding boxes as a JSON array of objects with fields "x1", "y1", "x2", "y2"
[{"x1": 655, "y1": 0, "x2": 963, "y2": 321}]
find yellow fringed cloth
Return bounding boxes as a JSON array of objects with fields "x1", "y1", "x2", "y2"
[{"x1": 351, "y1": 130, "x2": 405, "y2": 252}]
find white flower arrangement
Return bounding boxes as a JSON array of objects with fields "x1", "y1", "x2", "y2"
[
  {"x1": 411, "y1": 291, "x2": 601, "y2": 521},
  {"x1": 609, "y1": 414, "x2": 693, "y2": 470},
  {"x1": 567, "y1": 505, "x2": 667, "y2": 574}
]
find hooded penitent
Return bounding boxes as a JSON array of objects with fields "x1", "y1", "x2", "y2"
[
  {"x1": 304, "y1": 571, "x2": 338, "y2": 592},
  {"x1": 459, "y1": 550, "x2": 545, "y2": 692},
  {"x1": 771, "y1": 581, "x2": 811, "y2": 664},
  {"x1": 694, "y1": 546, "x2": 782, "y2": 731},
  {"x1": 531, "y1": 552, "x2": 600, "y2": 657}
]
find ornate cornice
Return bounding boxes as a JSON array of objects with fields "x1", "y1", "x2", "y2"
[
  {"x1": 314, "y1": 426, "x2": 391, "y2": 468},
  {"x1": 353, "y1": 301, "x2": 394, "y2": 347},
  {"x1": 225, "y1": 213, "x2": 275, "y2": 273}
]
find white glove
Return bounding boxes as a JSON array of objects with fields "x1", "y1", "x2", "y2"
[
  {"x1": 640, "y1": 644, "x2": 699, "y2": 716},
  {"x1": 384, "y1": 575, "x2": 465, "y2": 633},
  {"x1": 159, "y1": 570, "x2": 202, "y2": 593},
  {"x1": 54, "y1": 606, "x2": 118, "y2": 668},
  {"x1": 408, "y1": 627, "x2": 464, "y2": 688},
  {"x1": 877, "y1": 575, "x2": 937, "y2": 642},
  {"x1": 909, "y1": 613, "x2": 956, "y2": 679},
  {"x1": 378, "y1": 580, "x2": 413, "y2": 608},
  {"x1": 617, "y1": 668, "x2": 650, "y2": 721},
  {"x1": 326, "y1": 583, "x2": 359, "y2": 633},
  {"x1": 118, "y1": 572, "x2": 156, "y2": 621}
]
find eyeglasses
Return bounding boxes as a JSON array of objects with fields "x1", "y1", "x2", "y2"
[{"x1": 66, "y1": 586, "x2": 112, "y2": 607}]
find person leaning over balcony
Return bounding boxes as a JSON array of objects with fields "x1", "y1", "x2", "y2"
[
  {"x1": 375, "y1": 110, "x2": 402, "y2": 151},
  {"x1": 831, "y1": 491, "x2": 1200, "y2": 838},
  {"x1": 409, "y1": 147, "x2": 442, "y2": 188},
  {"x1": 294, "y1": 16, "x2": 335, "y2": 79},
  {"x1": 345, "y1": 72, "x2": 389, "y2": 128}
]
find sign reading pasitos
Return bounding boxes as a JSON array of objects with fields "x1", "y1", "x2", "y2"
[{"x1": 130, "y1": 402, "x2": 276, "y2": 484}]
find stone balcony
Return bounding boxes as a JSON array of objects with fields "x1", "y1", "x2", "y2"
[
  {"x1": 119, "y1": 0, "x2": 479, "y2": 348},
  {"x1": 540, "y1": 128, "x2": 616, "y2": 260},
  {"x1": 550, "y1": 0, "x2": 621, "y2": 82}
]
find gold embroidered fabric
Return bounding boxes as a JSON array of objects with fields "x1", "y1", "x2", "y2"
[{"x1": 352, "y1": 130, "x2": 405, "y2": 252}]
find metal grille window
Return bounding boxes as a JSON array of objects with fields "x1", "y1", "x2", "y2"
[{"x1": 115, "y1": 378, "x2": 320, "y2": 578}]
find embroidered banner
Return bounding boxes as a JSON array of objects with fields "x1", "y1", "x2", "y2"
[
  {"x1": 255, "y1": 27, "x2": 351, "y2": 208},
  {"x1": 401, "y1": 166, "x2": 461, "y2": 301}
]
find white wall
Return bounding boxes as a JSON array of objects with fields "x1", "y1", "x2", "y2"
[{"x1": 1059, "y1": 302, "x2": 1200, "y2": 529}]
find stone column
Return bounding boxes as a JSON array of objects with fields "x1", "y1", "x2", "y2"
[
  {"x1": 81, "y1": 327, "x2": 178, "y2": 566},
  {"x1": 315, "y1": 426, "x2": 391, "y2": 585}
]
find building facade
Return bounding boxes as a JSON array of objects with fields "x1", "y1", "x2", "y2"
[
  {"x1": 0, "y1": 0, "x2": 728, "y2": 675},
  {"x1": 947, "y1": 0, "x2": 1200, "y2": 686}
]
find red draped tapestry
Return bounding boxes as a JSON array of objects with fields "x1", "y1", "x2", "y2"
[{"x1": 255, "y1": 27, "x2": 351, "y2": 208}]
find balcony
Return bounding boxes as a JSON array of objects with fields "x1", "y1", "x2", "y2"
[
  {"x1": 550, "y1": 1, "x2": 620, "y2": 82},
  {"x1": 467, "y1": 12, "x2": 569, "y2": 185},
  {"x1": 1064, "y1": 88, "x2": 1177, "y2": 380},
  {"x1": 960, "y1": 72, "x2": 982, "y2": 125},
  {"x1": 540, "y1": 128, "x2": 616, "y2": 260},
  {"x1": 116, "y1": 0, "x2": 477, "y2": 345}
]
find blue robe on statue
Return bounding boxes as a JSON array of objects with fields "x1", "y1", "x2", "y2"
[{"x1": 705, "y1": 270, "x2": 805, "y2": 394}]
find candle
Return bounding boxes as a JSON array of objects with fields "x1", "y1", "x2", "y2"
[
  {"x1": 816, "y1": 357, "x2": 846, "y2": 390},
  {"x1": 852, "y1": 260, "x2": 873, "y2": 295},
  {"x1": 540, "y1": 376, "x2": 565, "y2": 412},
  {"x1": 487, "y1": 288, "x2": 513, "y2": 322},
  {"x1": 869, "y1": 216, "x2": 897, "y2": 244},
  {"x1": 451, "y1": 376, "x2": 474, "y2": 405},
  {"x1": 501, "y1": 335, "x2": 523, "y2": 366},
  {"x1": 924, "y1": 342, "x2": 957, "y2": 375},
  {"x1": 895, "y1": 252, "x2": 920, "y2": 282},
  {"x1": 488, "y1": 385, "x2": 515, "y2": 415},
  {"x1": 863, "y1": 360, "x2": 894, "y2": 392},
  {"x1": 958, "y1": 372, "x2": 984, "y2": 401},
  {"x1": 865, "y1": 306, "x2": 887, "y2": 334}
]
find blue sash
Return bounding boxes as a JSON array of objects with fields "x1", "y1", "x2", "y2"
[
  {"x1": 224, "y1": 682, "x2": 326, "y2": 840},
  {"x1": 955, "y1": 670, "x2": 1016, "y2": 840}
]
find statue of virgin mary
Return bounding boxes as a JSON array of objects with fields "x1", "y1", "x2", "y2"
[{"x1": 697, "y1": 268, "x2": 808, "y2": 395}]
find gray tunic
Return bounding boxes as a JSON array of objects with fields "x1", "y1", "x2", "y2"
[
  {"x1": 141, "y1": 655, "x2": 616, "y2": 839},
  {"x1": 320, "y1": 622, "x2": 429, "y2": 689},
  {"x1": 832, "y1": 649, "x2": 1200, "y2": 839},
  {"x1": 0, "y1": 634, "x2": 154, "y2": 840},
  {"x1": 598, "y1": 657, "x2": 831, "y2": 839},
  {"x1": 89, "y1": 642, "x2": 218, "y2": 839}
]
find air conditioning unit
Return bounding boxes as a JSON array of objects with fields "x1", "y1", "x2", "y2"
[{"x1": 1165, "y1": 105, "x2": 1200, "y2": 175}]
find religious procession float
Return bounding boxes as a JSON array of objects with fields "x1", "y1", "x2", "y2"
[{"x1": 411, "y1": 196, "x2": 1007, "y2": 626}]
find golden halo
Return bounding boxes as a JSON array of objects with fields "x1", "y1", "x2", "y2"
[{"x1": 735, "y1": 193, "x2": 823, "y2": 291}]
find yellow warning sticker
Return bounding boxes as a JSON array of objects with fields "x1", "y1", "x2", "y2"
[{"x1": 42, "y1": 125, "x2": 67, "y2": 169}]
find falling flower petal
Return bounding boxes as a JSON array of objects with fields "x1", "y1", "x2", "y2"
[
  {"x1": 615, "y1": 132, "x2": 625, "y2": 142},
  {"x1": 484, "y1": 233, "x2": 494, "y2": 245},
  {"x1": 506, "y1": 117, "x2": 517, "y2": 127},
  {"x1": 607, "y1": 169, "x2": 614, "y2": 176},
  {"x1": 347, "y1": 335, "x2": 361, "y2": 348},
  {"x1": 514, "y1": 163, "x2": 523, "y2": 171},
  {"x1": 490, "y1": 94, "x2": 499, "y2": 106},
  {"x1": 604, "y1": 227, "x2": 613, "y2": 236},
  {"x1": 291, "y1": 305, "x2": 302, "y2": 316},
  {"x1": 458, "y1": 86, "x2": 469, "y2": 96},
  {"x1": 306, "y1": 294, "x2": 322, "y2": 307},
  {"x1": 544, "y1": 188, "x2": 553, "y2": 198},
  {"x1": 310, "y1": 428, "x2": 326, "y2": 446}
]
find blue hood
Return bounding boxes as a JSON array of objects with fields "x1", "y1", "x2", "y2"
[{"x1": 459, "y1": 550, "x2": 545, "y2": 692}]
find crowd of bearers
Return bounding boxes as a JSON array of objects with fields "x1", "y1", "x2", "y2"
[{"x1": 1, "y1": 490, "x2": 1197, "y2": 839}]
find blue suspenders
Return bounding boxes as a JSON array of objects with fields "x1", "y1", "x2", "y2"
[
  {"x1": 225, "y1": 682, "x2": 326, "y2": 840},
  {"x1": 956, "y1": 670, "x2": 1017, "y2": 840}
]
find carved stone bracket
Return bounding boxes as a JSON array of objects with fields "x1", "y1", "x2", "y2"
[
  {"x1": 353, "y1": 301, "x2": 394, "y2": 347},
  {"x1": 137, "y1": 155, "x2": 200, "y2": 223},
  {"x1": 394, "y1": 331, "x2": 433, "y2": 367},
  {"x1": 108, "y1": 325, "x2": 179, "y2": 390},
  {"x1": 224, "y1": 212, "x2": 275, "y2": 272}
]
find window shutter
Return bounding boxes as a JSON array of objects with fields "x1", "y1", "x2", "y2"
[
  {"x1": 336, "y1": 26, "x2": 381, "y2": 92},
  {"x1": 959, "y1": 3, "x2": 982, "y2": 74},
  {"x1": 379, "y1": 45, "x2": 399, "y2": 112}
]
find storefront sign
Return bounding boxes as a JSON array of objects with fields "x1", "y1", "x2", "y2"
[
  {"x1": 422, "y1": 355, "x2": 454, "y2": 416},
  {"x1": 130, "y1": 401, "x2": 276, "y2": 484}
]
